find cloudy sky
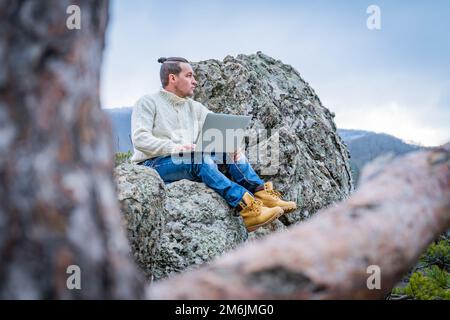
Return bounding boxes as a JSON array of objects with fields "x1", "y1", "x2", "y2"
[{"x1": 101, "y1": 0, "x2": 450, "y2": 146}]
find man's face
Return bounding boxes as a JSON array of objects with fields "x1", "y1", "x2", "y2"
[{"x1": 172, "y1": 62, "x2": 197, "y2": 98}]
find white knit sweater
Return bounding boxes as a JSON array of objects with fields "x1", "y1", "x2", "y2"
[{"x1": 130, "y1": 88, "x2": 212, "y2": 163}]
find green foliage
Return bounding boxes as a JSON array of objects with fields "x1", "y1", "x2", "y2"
[
  {"x1": 421, "y1": 238, "x2": 450, "y2": 271},
  {"x1": 399, "y1": 267, "x2": 450, "y2": 300},
  {"x1": 425, "y1": 265, "x2": 450, "y2": 289},
  {"x1": 391, "y1": 236, "x2": 450, "y2": 300},
  {"x1": 115, "y1": 151, "x2": 132, "y2": 167}
]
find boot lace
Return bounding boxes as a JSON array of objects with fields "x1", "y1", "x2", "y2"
[
  {"x1": 240, "y1": 199, "x2": 263, "y2": 217},
  {"x1": 266, "y1": 189, "x2": 282, "y2": 199}
]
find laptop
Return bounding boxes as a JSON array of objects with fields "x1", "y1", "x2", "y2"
[{"x1": 194, "y1": 113, "x2": 252, "y2": 153}]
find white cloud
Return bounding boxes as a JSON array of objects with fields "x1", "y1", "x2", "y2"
[
  {"x1": 318, "y1": 70, "x2": 450, "y2": 146},
  {"x1": 335, "y1": 101, "x2": 449, "y2": 146}
]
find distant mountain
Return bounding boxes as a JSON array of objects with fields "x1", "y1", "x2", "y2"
[
  {"x1": 104, "y1": 107, "x2": 133, "y2": 153},
  {"x1": 338, "y1": 129, "x2": 422, "y2": 183},
  {"x1": 337, "y1": 129, "x2": 371, "y2": 142}
]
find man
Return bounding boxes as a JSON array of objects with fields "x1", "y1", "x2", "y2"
[{"x1": 131, "y1": 57, "x2": 297, "y2": 232}]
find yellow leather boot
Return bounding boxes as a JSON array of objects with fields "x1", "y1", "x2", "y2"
[
  {"x1": 254, "y1": 182, "x2": 297, "y2": 214},
  {"x1": 238, "y1": 192, "x2": 283, "y2": 232}
]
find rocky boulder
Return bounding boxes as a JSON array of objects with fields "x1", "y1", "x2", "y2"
[
  {"x1": 115, "y1": 163, "x2": 248, "y2": 281},
  {"x1": 113, "y1": 52, "x2": 353, "y2": 280},
  {"x1": 114, "y1": 164, "x2": 166, "y2": 280},
  {"x1": 192, "y1": 52, "x2": 353, "y2": 224}
]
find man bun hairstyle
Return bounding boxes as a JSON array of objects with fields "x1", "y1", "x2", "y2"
[{"x1": 158, "y1": 57, "x2": 189, "y2": 87}]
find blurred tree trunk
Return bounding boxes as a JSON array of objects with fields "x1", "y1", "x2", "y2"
[{"x1": 0, "y1": 0, "x2": 143, "y2": 299}]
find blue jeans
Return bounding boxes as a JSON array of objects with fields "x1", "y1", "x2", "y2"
[{"x1": 141, "y1": 153, "x2": 265, "y2": 208}]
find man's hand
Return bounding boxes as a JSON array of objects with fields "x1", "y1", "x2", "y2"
[{"x1": 174, "y1": 144, "x2": 196, "y2": 152}]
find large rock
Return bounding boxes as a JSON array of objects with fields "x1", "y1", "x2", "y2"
[
  {"x1": 114, "y1": 164, "x2": 166, "y2": 280},
  {"x1": 153, "y1": 179, "x2": 247, "y2": 280},
  {"x1": 114, "y1": 163, "x2": 248, "y2": 281},
  {"x1": 113, "y1": 52, "x2": 354, "y2": 280},
  {"x1": 192, "y1": 52, "x2": 353, "y2": 224}
]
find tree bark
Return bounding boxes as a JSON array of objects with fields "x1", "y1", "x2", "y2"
[
  {"x1": 147, "y1": 144, "x2": 450, "y2": 299},
  {"x1": 0, "y1": 0, "x2": 143, "y2": 299}
]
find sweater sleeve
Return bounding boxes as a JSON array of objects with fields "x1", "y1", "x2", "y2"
[{"x1": 131, "y1": 97, "x2": 179, "y2": 155}]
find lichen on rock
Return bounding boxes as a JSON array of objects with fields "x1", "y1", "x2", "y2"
[
  {"x1": 115, "y1": 164, "x2": 248, "y2": 281},
  {"x1": 191, "y1": 51, "x2": 353, "y2": 225}
]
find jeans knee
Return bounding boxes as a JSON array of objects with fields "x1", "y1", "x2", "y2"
[{"x1": 193, "y1": 154, "x2": 218, "y2": 175}]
